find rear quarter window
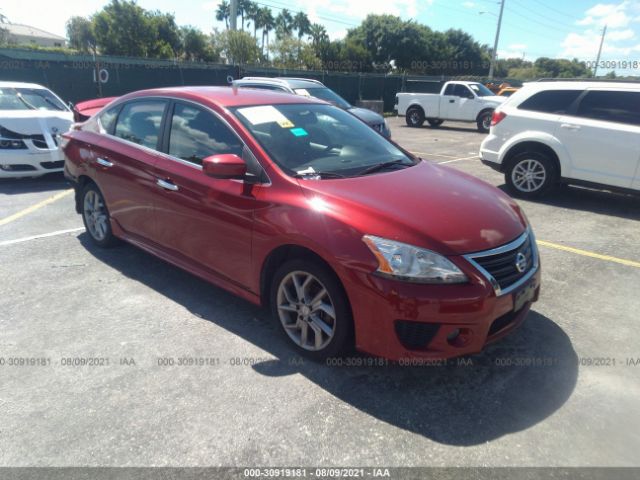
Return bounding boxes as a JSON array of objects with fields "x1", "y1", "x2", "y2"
[{"x1": 518, "y1": 90, "x2": 582, "y2": 114}]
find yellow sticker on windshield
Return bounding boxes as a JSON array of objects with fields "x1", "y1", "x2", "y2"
[{"x1": 278, "y1": 119, "x2": 294, "y2": 129}]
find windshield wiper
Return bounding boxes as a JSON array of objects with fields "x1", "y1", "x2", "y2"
[
  {"x1": 357, "y1": 159, "x2": 411, "y2": 176},
  {"x1": 294, "y1": 171, "x2": 346, "y2": 179},
  {"x1": 16, "y1": 93, "x2": 36, "y2": 110}
]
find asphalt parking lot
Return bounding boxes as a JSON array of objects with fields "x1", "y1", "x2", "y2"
[{"x1": 1, "y1": 116, "x2": 639, "y2": 468}]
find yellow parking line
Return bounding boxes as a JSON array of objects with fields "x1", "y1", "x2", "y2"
[
  {"x1": 537, "y1": 240, "x2": 640, "y2": 269},
  {"x1": 0, "y1": 189, "x2": 73, "y2": 226}
]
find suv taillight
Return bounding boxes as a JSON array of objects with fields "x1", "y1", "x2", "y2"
[{"x1": 491, "y1": 110, "x2": 507, "y2": 126}]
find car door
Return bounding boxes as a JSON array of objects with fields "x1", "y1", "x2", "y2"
[
  {"x1": 92, "y1": 99, "x2": 168, "y2": 240},
  {"x1": 442, "y1": 84, "x2": 476, "y2": 120},
  {"x1": 556, "y1": 89, "x2": 640, "y2": 188},
  {"x1": 151, "y1": 101, "x2": 260, "y2": 287}
]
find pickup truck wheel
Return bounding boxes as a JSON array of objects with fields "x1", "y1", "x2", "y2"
[
  {"x1": 405, "y1": 107, "x2": 425, "y2": 128},
  {"x1": 477, "y1": 111, "x2": 493, "y2": 133},
  {"x1": 505, "y1": 152, "x2": 557, "y2": 198},
  {"x1": 428, "y1": 119, "x2": 444, "y2": 128}
]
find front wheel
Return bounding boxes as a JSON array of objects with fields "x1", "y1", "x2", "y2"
[
  {"x1": 505, "y1": 152, "x2": 558, "y2": 198},
  {"x1": 477, "y1": 111, "x2": 493, "y2": 133},
  {"x1": 81, "y1": 183, "x2": 118, "y2": 247},
  {"x1": 405, "y1": 107, "x2": 425, "y2": 128},
  {"x1": 271, "y1": 259, "x2": 353, "y2": 361}
]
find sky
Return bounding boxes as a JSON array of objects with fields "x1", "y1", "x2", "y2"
[{"x1": 2, "y1": 0, "x2": 640, "y2": 71}]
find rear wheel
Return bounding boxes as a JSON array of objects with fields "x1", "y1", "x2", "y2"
[
  {"x1": 428, "y1": 119, "x2": 444, "y2": 128},
  {"x1": 81, "y1": 183, "x2": 118, "y2": 247},
  {"x1": 405, "y1": 106, "x2": 425, "y2": 128},
  {"x1": 271, "y1": 259, "x2": 352, "y2": 361},
  {"x1": 477, "y1": 110, "x2": 493, "y2": 133},
  {"x1": 505, "y1": 151, "x2": 558, "y2": 198}
]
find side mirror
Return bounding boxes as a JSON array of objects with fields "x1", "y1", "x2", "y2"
[{"x1": 203, "y1": 154, "x2": 247, "y2": 179}]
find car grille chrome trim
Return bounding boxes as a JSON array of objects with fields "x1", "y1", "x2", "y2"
[{"x1": 464, "y1": 228, "x2": 539, "y2": 297}]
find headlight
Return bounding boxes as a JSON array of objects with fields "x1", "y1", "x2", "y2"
[
  {"x1": 363, "y1": 235, "x2": 468, "y2": 284},
  {"x1": 0, "y1": 138, "x2": 27, "y2": 150}
]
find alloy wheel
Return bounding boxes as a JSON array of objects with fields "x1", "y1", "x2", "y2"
[
  {"x1": 83, "y1": 190, "x2": 109, "y2": 241},
  {"x1": 276, "y1": 271, "x2": 336, "y2": 351},
  {"x1": 511, "y1": 159, "x2": 547, "y2": 192}
]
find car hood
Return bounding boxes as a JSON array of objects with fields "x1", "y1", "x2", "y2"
[
  {"x1": 483, "y1": 95, "x2": 507, "y2": 105},
  {"x1": 0, "y1": 110, "x2": 73, "y2": 137},
  {"x1": 347, "y1": 106, "x2": 385, "y2": 125},
  {"x1": 297, "y1": 160, "x2": 527, "y2": 256}
]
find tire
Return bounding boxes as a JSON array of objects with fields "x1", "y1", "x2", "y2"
[
  {"x1": 405, "y1": 106, "x2": 425, "y2": 128},
  {"x1": 270, "y1": 259, "x2": 353, "y2": 361},
  {"x1": 477, "y1": 110, "x2": 493, "y2": 133},
  {"x1": 505, "y1": 151, "x2": 558, "y2": 198},
  {"x1": 428, "y1": 119, "x2": 444, "y2": 128},
  {"x1": 81, "y1": 182, "x2": 118, "y2": 248}
]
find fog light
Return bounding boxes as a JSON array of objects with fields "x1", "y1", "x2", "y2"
[{"x1": 447, "y1": 329, "x2": 460, "y2": 342}]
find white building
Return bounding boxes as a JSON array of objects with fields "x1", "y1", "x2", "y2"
[{"x1": 1, "y1": 23, "x2": 66, "y2": 48}]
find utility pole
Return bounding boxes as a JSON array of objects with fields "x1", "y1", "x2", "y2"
[
  {"x1": 229, "y1": 0, "x2": 238, "y2": 31},
  {"x1": 593, "y1": 25, "x2": 607, "y2": 77},
  {"x1": 488, "y1": 0, "x2": 506, "y2": 80}
]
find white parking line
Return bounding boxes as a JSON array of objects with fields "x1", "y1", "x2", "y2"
[
  {"x1": 437, "y1": 155, "x2": 480, "y2": 164},
  {"x1": 0, "y1": 227, "x2": 84, "y2": 247}
]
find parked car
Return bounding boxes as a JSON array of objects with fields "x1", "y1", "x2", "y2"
[
  {"x1": 0, "y1": 81, "x2": 73, "y2": 178},
  {"x1": 395, "y1": 81, "x2": 507, "y2": 133},
  {"x1": 480, "y1": 81, "x2": 640, "y2": 198},
  {"x1": 233, "y1": 76, "x2": 391, "y2": 138},
  {"x1": 62, "y1": 86, "x2": 540, "y2": 361},
  {"x1": 72, "y1": 96, "x2": 118, "y2": 122}
]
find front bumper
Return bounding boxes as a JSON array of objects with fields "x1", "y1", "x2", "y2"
[
  {"x1": 0, "y1": 149, "x2": 65, "y2": 178},
  {"x1": 346, "y1": 260, "x2": 541, "y2": 361}
]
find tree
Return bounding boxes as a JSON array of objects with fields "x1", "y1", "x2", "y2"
[
  {"x1": 147, "y1": 12, "x2": 181, "y2": 58},
  {"x1": 245, "y1": 1, "x2": 259, "y2": 38},
  {"x1": 309, "y1": 23, "x2": 330, "y2": 64},
  {"x1": 92, "y1": 0, "x2": 155, "y2": 57},
  {"x1": 275, "y1": 9, "x2": 293, "y2": 40},
  {"x1": 269, "y1": 35, "x2": 320, "y2": 69},
  {"x1": 66, "y1": 16, "x2": 96, "y2": 53},
  {"x1": 216, "y1": 0, "x2": 230, "y2": 30},
  {"x1": 219, "y1": 29, "x2": 260, "y2": 64},
  {"x1": 259, "y1": 7, "x2": 275, "y2": 57},
  {"x1": 181, "y1": 26, "x2": 219, "y2": 62}
]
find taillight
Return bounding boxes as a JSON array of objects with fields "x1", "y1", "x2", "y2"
[{"x1": 491, "y1": 110, "x2": 507, "y2": 126}]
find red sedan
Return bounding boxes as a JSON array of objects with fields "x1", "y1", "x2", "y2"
[{"x1": 62, "y1": 86, "x2": 540, "y2": 361}]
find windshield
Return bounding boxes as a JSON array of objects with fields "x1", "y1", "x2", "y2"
[
  {"x1": 0, "y1": 87, "x2": 68, "y2": 111},
  {"x1": 469, "y1": 83, "x2": 496, "y2": 97},
  {"x1": 232, "y1": 104, "x2": 414, "y2": 178},
  {"x1": 294, "y1": 87, "x2": 352, "y2": 109}
]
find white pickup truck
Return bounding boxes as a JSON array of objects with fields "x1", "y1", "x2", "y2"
[{"x1": 395, "y1": 81, "x2": 506, "y2": 133}]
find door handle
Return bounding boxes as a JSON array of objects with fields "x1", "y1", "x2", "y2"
[
  {"x1": 561, "y1": 124, "x2": 581, "y2": 131},
  {"x1": 156, "y1": 178, "x2": 179, "y2": 192},
  {"x1": 97, "y1": 157, "x2": 113, "y2": 167},
  {"x1": 449, "y1": 99, "x2": 455, "y2": 103}
]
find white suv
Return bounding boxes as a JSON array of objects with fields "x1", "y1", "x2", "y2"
[{"x1": 480, "y1": 81, "x2": 640, "y2": 198}]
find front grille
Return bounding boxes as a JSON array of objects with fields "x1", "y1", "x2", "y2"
[
  {"x1": 0, "y1": 164, "x2": 37, "y2": 172},
  {"x1": 40, "y1": 160, "x2": 64, "y2": 169},
  {"x1": 488, "y1": 309, "x2": 519, "y2": 336},
  {"x1": 394, "y1": 320, "x2": 440, "y2": 350},
  {"x1": 468, "y1": 233, "x2": 535, "y2": 292}
]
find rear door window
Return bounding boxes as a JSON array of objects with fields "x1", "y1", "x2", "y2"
[
  {"x1": 518, "y1": 90, "x2": 582, "y2": 114},
  {"x1": 575, "y1": 90, "x2": 640, "y2": 126},
  {"x1": 114, "y1": 100, "x2": 167, "y2": 150}
]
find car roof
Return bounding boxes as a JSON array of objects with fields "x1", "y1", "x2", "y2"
[
  {"x1": 522, "y1": 81, "x2": 640, "y2": 91},
  {"x1": 118, "y1": 86, "x2": 326, "y2": 108},
  {"x1": 0, "y1": 81, "x2": 50, "y2": 90}
]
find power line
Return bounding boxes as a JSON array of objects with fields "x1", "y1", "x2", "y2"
[
  {"x1": 529, "y1": 0, "x2": 582, "y2": 20},
  {"x1": 509, "y1": 0, "x2": 578, "y2": 29}
]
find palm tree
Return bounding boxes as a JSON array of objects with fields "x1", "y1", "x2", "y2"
[
  {"x1": 238, "y1": 0, "x2": 253, "y2": 31},
  {"x1": 309, "y1": 23, "x2": 328, "y2": 47},
  {"x1": 245, "y1": 1, "x2": 259, "y2": 38},
  {"x1": 259, "y1": 7, "x2": 275, "y2": 58},
  {"x1": 275, "y1": 9, "x2": 293, "y2": 40},
  {"x1": 292, "y1": 11, "x2": 310, "y2": 42},
  {"x1": 215, "y1": 1, "x2": 230, "y2": 29}
]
